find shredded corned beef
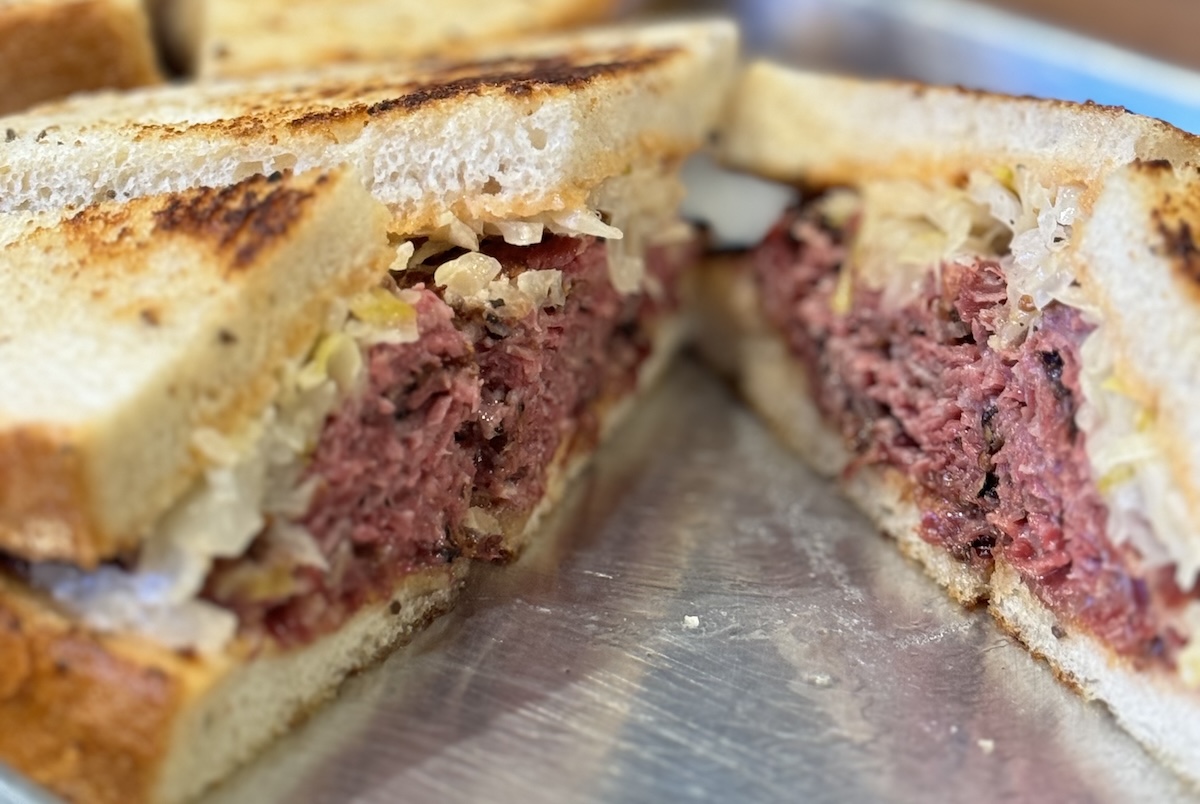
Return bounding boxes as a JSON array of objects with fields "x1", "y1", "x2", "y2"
[
  {"x1": 204, "y1": 289, "x2": 478, "y2": 647},
  {"x1": 204, "y1": 233, "x2": 696, "y2": 646},
  {"x1": 459, "y1": 236, "x2": 685, "y2": 525},
  {"x1": 754, "y1": 201, "x2": 1190, "y2": 662},
  {"x1": 368, "y1": 234, "x2": 694, "y2": 557}
]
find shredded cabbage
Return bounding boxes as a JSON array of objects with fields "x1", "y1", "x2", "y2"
[
  {"x1": 29, "y1": 248, "x2": 423, "y2": 654},
  {"x1": 965, "y1": 169, "x2": 1090, "y2": 345},
  {"x1": 851, "y1": 179, "x2": 999, "y2": 306},
  {"x1": 407, "y1": 205, "x2": 643, "y2": 295},
  {"x1": 434, "y1": 252, "x2": 566, "y2": 319},
  {"x1": 853, "y1": 169, "x2": 1200, "y2": 598}
]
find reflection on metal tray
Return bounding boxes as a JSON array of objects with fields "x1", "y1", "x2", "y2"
[
  {"x1": 205, "y1": 361, "x2": 1187, "y2": 803},
  {"x1": 6, "y1": 4, "x2": 1200, "y2": 803}
]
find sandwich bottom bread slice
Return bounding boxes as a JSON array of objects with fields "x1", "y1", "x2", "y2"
[
  {"x1": 0, "y1": 164, "x2": 701, "y2": 804},
  {"x1": 703, "y1": 61, "x2": 1200, "y2": 785}
]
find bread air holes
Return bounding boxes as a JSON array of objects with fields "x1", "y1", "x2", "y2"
[
  {"x1": 271, "y1": 153, "x2": 298, "y2": 174},
  {"x1": 482, "y1": 177, "x2": 502, "y2": 195},
  {"x1": 527, "y1": 127, "x2": 548, "y2": 151},
  {"x1": 233, "y1": 161, "x2": 265, "y2": 181}
]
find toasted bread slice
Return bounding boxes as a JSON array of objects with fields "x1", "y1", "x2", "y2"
[
  {"x1": 0, "y1": 168, "x2": 393, "y2": 567},
  {"x1": 707, "y1": 62, "x2": 1200, "y2": 785},
  {"x1": 718, "y1": 61, "x2": 1200, "y2": 202},
  {"x1": 0, "y1": 560, "x2": 466, "y2": 804},
  {"x1": 0, "y1": 0, "x2": 159, "y2": 115},
  {"x1": 0, "y1": 20, "x2": 736, "y2": 569},
  {"x1": 156, "y1": 0, "x2": 619, "y2": 79},
  {"x1": 0, "y1": 19, "x2": 738, "y2": 235}
]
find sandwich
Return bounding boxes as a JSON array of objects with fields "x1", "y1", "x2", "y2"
[
  {"x1": 154, "y1": 0, "x2": 625, "y2": 78},
  {"x1": 0, "y1": 0, "x2": 159, "y2": 114},
  {"x1": 701, "y1": 61, "x2": 1200, "y2": 783},
  {"x1": 0, "y1": 20, "x2": 737, "y2": 804}
]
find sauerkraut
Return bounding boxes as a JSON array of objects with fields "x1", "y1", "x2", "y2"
[
  {"x1": 846, "y1": 169, "x2": 1085, "y2": 331},
  {"x1": 850, "y1": 167, "x2": 1200, "y2": 625},
  {"x1": 29, "y1": 272, "x2": 417, "y2": 654},
  {"x1": 434, "y1": 251, "x2": 566, "y2": 319}
]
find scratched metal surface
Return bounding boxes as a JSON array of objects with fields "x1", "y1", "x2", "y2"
[
  {"x1": 191, "y1": 360, "x2": 1187, "y2": 804},
  {"x1": 5, "y1": 3, "x2": 1200, "y2": 804}
]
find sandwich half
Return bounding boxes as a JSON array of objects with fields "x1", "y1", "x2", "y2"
[
  {"x1": 702, "y1": 61, "x2": 1200, "y2": 783},
  {"x1": 155, "y1": 0, "x2": 623, "y2": 78},
  {"x1": 0, "y1": 21, "x2": 736, "y2": 804},
  {"x1": 0, "y1": 0, "x2": 159, "y2": 114},
  {"x1": 0, "y1": 18, "x2": 737, "y2": 563}
]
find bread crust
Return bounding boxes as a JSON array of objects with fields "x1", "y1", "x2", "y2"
[
  {"x1": 0, "y1": 20, "x2": 739, "y2": 235},
  {"x1": 0, "y1": 0, "x2": 159, "y2": 115},
  {"x1": 718, "y1": 62, "x2": 1200, "y2": 205},
  {"x1": 0, "y1": 562, "x2": 466, "y2": 804},
  {"x1": 186, "y1": 0, "x2": 622, "y2": 79},
  {"x1": 0, "y1": 169, "x2": 394, "y2": 566},
  {"x1": 0, "y1": 571, "x2": 197, "y2": 804}
]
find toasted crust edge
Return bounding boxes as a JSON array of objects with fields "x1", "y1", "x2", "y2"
[
  {"x1": 717, "y1": 61, "x2": 1200, "y2": 200},
  {"x1": 195, "y1": 0, "x2": 622, "y2": 78},
  {"x1": 0, "y1": 0, "x2": 160, "y2": 115},
  {"x1": 0, "y1": 169, "x2": 395, "y2": 567},
  {"x1": 0, "y1": 562, "x2": 467, "y2": 804}
]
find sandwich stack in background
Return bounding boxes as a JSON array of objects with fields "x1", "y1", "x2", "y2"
[
  {"x1": 0, "y1": 0, "x2": 634, "y2": 115},
  {"x1": 152, "y1": 0, "x2": 631, "y2": 77},
  {"x1": 0, "y1": 19, "x2": 737, "y2": 804},
  {"x1": 700, "y1": 61, "x2": 1200, "y2": 784},
  {"x1": 0, "y1": 0, "x2": 159, "y2": 114}
]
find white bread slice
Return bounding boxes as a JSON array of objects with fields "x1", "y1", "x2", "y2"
[
  {"x1": 0, "y1": 19, "x2": 738, "y2": 236},
  {"x1": 0, "y1": 168, "x2": 393, "y2": 567},
  {"x1": 157, "y1": 0, "x2": 618, "y2": 79},
  {"x1": 0, "y1": 0, "x2": 159, "y2": 115},
  {"x1": 719, "y1": 61, "x2": 1200, "y2": 204},
  {"x1": 1078, "y1": 161, "x2": 1200, "y2": 582},
  {"x1": 709, "y1": 63, "x2": 1200, "y2": 784},
  {"x1": 0, "y1": 560, "x2": 467, "y2": 804}
]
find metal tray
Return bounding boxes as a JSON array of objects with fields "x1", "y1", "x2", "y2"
[
  {"x1": 208, "y1": 361, "x2": 1190, "y2": 803},
  {"x1": 6, "y1": 3, "x2": 1200, "y2": 802}
]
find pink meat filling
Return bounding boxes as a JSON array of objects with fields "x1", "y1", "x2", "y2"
[
  {"x1": 753, "y1": 201, "x2": 1192, "y2": 662},
  {"x1": 203, "y1": 233, "x2": 697, "y2": 647},
  {"x1": 461, "y1": 235, "x2": 693, "y2": 523},
  {"x1": 205, "y1": 289, "x2": 479, "y2": 647}
]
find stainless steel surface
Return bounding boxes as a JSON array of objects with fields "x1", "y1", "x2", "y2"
[
  {"x1": 204, "y1": 362, "x2": 1191, "y2": 803},
  {"x1": 7, "y1": 4, "x2": 1200, "y2": 803}
]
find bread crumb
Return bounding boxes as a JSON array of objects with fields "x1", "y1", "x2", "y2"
[
  {"x1": 978, "y1": 738, "x2": 995, "y2": 755},
  {"x1": 683, "y1": 615, "x2": 700, "y2": 629}
]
